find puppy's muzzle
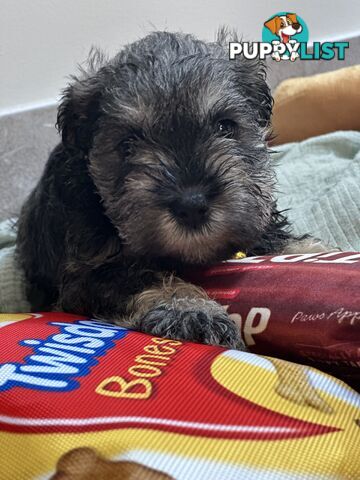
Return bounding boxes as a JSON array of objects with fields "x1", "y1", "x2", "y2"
[{"x1": 170, "y1": 189, "x2": 209, "y2": 229}]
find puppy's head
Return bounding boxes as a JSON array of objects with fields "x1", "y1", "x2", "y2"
[{"x1": 57, "y1": 30, "x2": 274, "y2": 265}]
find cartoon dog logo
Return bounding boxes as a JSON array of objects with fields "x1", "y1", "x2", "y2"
[{"x1": 264, "y1": 13, "x2": 303, "y2": 61}]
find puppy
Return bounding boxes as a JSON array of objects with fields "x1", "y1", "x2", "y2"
[{"x1": 16, "y1": 30, "x2": 328, "y2": 349}]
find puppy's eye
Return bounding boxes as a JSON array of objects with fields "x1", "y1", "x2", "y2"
[
  {"x1": 217, "y1": 119, "x2": 237, "y2": 138},
  {"x1": 118, "y1": 135, "x2": 138, "y2": 158}
]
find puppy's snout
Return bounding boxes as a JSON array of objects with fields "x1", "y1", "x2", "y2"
[
  {"x1": 292, "y1": 23, "x2": 301, "y2": 30},
  {"x1": 170, "y1": 190, "x2": 209, "y2": 228}
]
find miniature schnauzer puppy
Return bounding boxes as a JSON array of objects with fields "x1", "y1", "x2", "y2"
[{"x1": 16, "y1": 31, "x2": 327, "y2": 350}]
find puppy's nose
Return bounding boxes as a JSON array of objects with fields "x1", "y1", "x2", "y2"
[
  {"x1": 293, "y1": 23, "x2": 301, "y2": 30},
  {"x1": 171, "y1": 191, "x2": 209, "y2": 228}
]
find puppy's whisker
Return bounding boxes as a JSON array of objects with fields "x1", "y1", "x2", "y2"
[
  {"x1": 141, "y1": 169, "x2": 163, "y2": 183},
  {"x1": 160, "y1": 168, "x2": 177, "y2": 185},
  {"x1": 155, "y1": 156, "x2": 177, "y2": 180}
]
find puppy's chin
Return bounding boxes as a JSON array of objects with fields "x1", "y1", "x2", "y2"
[
  {"x1": 121, "y1": 210, "x2": 255, "y2": 265},
  {"x1": 154, "y1": 213, "x2": 237, "y2": 265}
]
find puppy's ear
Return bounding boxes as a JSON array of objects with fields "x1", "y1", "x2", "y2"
[
  {"x1": 264, "y1": 16, "x2": 281, "y2": 35},
  {"x1": 215, "y1": 28, "x2": 272, "y2": 130},
  {"x1": 57, "y1": 48, "x2": 109, "y2": 151},
  {"x1": 236, "y1": 58, "x2": 273, "y2": 130}
]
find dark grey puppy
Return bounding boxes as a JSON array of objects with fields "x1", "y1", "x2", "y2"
[{"x1": 16, "y1": 31, "x2": 325, "y2": 349}]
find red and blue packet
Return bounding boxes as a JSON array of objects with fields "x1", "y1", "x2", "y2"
[{"x1": 1, "y1": 308, "x2": 359, "y2": 479}]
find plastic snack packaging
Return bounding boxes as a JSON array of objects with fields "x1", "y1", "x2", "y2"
[
  {"x1": 187, "y1": 250, "x2": 360, "y2": 391},
  {"x1": 0, "y1": 311, "x2": 359, "y2": 479}
]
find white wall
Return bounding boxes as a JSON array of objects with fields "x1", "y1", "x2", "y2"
[{"x1": 1, "y1": 0, "x2": 360, "y2": 115}]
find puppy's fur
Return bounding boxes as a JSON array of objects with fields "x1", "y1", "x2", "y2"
[{"x1": 16, "y1": 30, "x2": 324, "y2": 349}]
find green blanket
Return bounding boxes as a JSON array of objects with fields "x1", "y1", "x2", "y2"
[{"x1": 275, "y1": 131, "x2": 360, "y2": 251}]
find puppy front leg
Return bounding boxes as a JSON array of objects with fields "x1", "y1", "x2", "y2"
[
  {"x1": 282, "y1": 236, "x2": 341, "y2": 254},
  {"x1": 123, "y1": 276, "x2": 245, "y2": 350}
]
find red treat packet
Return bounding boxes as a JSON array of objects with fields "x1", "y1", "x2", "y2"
[{"x1": 187, "y1": 251, "x2": 360, "y2": 390}]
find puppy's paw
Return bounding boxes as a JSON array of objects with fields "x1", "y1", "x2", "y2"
[
  {"x1": 282, "y1": 236, "x2": 341, "y2": 254},
  {"x1": 136, "y1": 297, "x2": 246, "y2": 350}
]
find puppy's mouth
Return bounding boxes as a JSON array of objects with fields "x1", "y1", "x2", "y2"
[{"x1": 155, "y1": 211, "x2": 236, "y2": 265}]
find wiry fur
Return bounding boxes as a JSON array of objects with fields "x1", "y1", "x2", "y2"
[{"x1": 16, "y1": 30, "x2": 318, "y2": 348}]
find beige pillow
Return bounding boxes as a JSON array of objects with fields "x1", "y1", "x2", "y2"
[{"x1": 271, "y1": 65, "x2": 360, "y2": 145}]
